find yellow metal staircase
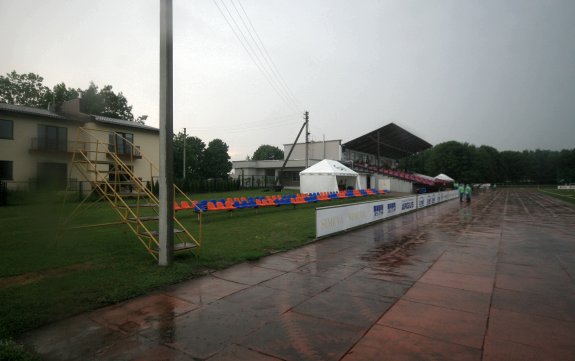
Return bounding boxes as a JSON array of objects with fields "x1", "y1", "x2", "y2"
[{"x1": 69, "y1": 127, "x2": 201, "y2": 260}]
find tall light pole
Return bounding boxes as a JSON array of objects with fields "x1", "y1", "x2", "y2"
[{"x1": 159, "y1": 0, "x2": 174, "y2": 266}]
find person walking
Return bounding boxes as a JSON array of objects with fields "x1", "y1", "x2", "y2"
[
  {"x1": 459, "y1": 183, "x2": 465, "y2": 202},
  {"x1": 465, "y1": 183, "x2": 472, "y2": 202}
]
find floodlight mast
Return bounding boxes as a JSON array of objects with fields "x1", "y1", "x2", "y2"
[{"x1": 159, "y1": 0, "x2": 174, "y2": 266}]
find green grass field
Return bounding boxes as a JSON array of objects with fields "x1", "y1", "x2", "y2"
[
  {"x1": 0, "y1": 189, "x2": 389, "y2": 339},
  {"x1": 539, "y1": 188, "x2": 575, "y2": 206}
]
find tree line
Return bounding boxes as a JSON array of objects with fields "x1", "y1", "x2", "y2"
[
  {"x1": 399, "y1": 140, "x2": 575, "y2": 184},
  {"x1": 172, "y1": 131, "x2": 232, "y2": 180},
  {"x1": 0, "y1": 70, "x2": 146, "y2": 123}
]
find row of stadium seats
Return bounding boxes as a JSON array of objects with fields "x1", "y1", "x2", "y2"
[
  {"x1": 173, "y1": 188, "x2": 388, "y2": 213},
  {"x1": 348, "y1": 163, "x2": 439, "y2": 186},
  {"x1": 382, "y1": 169, "x2": 435, "y2": 186}
]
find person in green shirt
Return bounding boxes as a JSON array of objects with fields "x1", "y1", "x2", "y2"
[
  {"x1": 458, "y1": 183, "x2": 465, "y2": 202},
  {"x1": 465, "y1": 184, "x2": 472, "y2": 202}
]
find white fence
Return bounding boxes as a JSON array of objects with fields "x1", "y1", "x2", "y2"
[{"x1": 316, "y1": 190, "x2": 459, "y2": 238}]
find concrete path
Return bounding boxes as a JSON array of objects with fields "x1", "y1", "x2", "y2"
[{"x1": 23, "y1": 189, "x2": 575, "y2": 360}]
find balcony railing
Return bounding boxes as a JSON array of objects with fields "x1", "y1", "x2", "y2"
[
  {"x1": 30, "y1": 138, "x2": 141, "y2": 159},
  {"x1": 107, "y1": 144, "x2": 142, "y2": 160},
  {"x1": 30, "y1": 138, "x2": 88, "y2": 153}
]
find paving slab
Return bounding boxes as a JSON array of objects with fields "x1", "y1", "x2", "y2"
[
  {"x1": 377, "y1": 299, "x2": 487, "y2": 349},
  {"x1": 21, "y1": 190, "x2": 575, "y2": 360},
  {"x1": 342, "y1": 325, "x2": 481, "y2": 361},
  {"x1": 241, "y1": 312, "x2": 364, "y2": 361}
]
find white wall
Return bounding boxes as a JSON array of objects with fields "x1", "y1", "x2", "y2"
[
  {"x1": 284, "y1": 140, "x2": 341, "y2": 161},
  {"x1": 316, "y1": 190, "x2": 459, "y2": 238}
]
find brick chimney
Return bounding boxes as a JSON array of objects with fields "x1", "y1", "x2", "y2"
[{"x1": 60, "y1": 98, "x2": 81, "y2": 115}]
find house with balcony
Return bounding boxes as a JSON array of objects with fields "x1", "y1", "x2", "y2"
[{"x1": 0, "y1": 99, "x2": 159, "y2": 190}]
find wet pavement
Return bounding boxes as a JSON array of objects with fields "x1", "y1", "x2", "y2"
[{"x1": 22, "y1": 189, "x2": 575, "y2": 360}]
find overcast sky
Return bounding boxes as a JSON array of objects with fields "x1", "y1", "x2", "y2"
[{"x1": 2, "y1": 0, "x2": 574, "y2": 159}]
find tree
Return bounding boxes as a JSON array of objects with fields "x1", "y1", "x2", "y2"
[
  {"x1": 557, "y1": 149, "x2": 575, "y2": 184},
  {"x1": 173, "y1": 132, "x2": 205, "y2": 179},
  {"x1": 424, "y1": 141, "x2": 476, "y2": 182},
  {"x1": 203, "y1": 139, "x2": 232, "y2": 179},
  {"x1": 78, "y1": 82, "x2": 103, "y2": 114},
  {"x1": 52, "y1": 82, "x2": 79, "y2": 111},
  {"x1": 475, "y1": 145, "x2": 501, "y2": 183},
  {"x1": 99, "y1": 85, "x2": 134, "y2": 121},
  {"x1": 79, "y1": 82, "x2": 137, "y2": 121},
  {"x1": 0, "y1": 71, "x2": 146, "y2": 123},
  {"x1": 0, "y1": 71, "x2": 51, "y2": 108},
  {"x1": 252, "y1": 144, "x2": 284, "y2": 160}
]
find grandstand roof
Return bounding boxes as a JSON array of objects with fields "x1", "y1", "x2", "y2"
[{"x1": 342, "y1": 122, "x2": 432, "y2": 160}]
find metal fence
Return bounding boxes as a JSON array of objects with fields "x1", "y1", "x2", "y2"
[
  {"x1": 0, "y1": 181, "x2": 6, "y2": 207},
  {"x1": 237, "y1": 175, "x2": 277, "y2": 189},
  {"x1": 0, "y1": 175, "x2": 287, "y2": 205}
]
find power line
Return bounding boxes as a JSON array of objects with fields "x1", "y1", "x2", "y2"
[
  {"x1": 212, "y1": 0, "x2": 300, "y2": 112},
  {"x1": 186, "y1": 112, "x2": 300, "y2": 131},
  {"x1": 229, "y1": 0, "x2": 300, "y2": 109},
  {"x1": 187, "y1": 112, "x2": 301, "y2": 133},
  {"x1": 235, "y1": 0, "x2": 301, "y2": 109},
  {"x1": 213, "y1": 0, "x2": 295, "y2": 110}
]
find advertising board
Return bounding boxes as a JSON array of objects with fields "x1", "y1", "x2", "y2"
[{"x1": 316, "y1": 190, "x2": 459, "y2": 238}]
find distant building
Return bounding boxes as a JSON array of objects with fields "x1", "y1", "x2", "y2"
[
  {"x1": 0, "y1": 99, "x2": 159, "y2": 190},
  {"x1": 231, "y1": 123, "x2": 433, "y2": 192},
  {"x1": 232, "y1": 140, "x2": 342, "y2": 188}
]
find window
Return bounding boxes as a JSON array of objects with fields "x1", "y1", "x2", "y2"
[
  {"x1": 38, "y1": 124, "x2": 67, "y2": 151},
  {"x1": 0, "y1": 119, "x2": 13, "y2": 139},
  {"x1": 109, "y1": 132, "x2": 134, "y2": 155},
  {"x1": 0, "y1": 161, "x2": 13, "y2": 180}
]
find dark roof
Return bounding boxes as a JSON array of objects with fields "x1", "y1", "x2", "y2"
[
  {"x1": 342, "y1": 123, "x2": 432, "y2": 160},
  {"x1": 0, "y1": 103, "x2": 158, "y2": 132},
  {"x1": 92, "y1": 115, "x2": 158, "y2": 132},
  {"x1": 0, "y1": 102, "x2": 68, "y2": 120}
]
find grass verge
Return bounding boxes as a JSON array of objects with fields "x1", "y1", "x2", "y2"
[{"x1": 539, "y1": 189, "x2": 575, "y2": 206}]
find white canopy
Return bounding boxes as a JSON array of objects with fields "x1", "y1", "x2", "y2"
[
  {"x1": 300, "y1": 159, "x2": 361, "y2": 194},
  {"x1": 435, "y1": 173, "x2": 455, "y2": 182}
]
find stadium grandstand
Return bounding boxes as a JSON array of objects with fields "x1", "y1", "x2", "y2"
[{"x1": 341, "y1": 123, "x2": 451, "y2": 193}]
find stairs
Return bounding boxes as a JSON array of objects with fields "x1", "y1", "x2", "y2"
[{"x1": 69, "y1": 127, "x2": 201, "y2": 260}]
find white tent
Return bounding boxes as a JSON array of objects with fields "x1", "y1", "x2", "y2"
[
  {"x1": 435, "y1": 173, "x2": 455, "y2": 182},
  {"x1": 299, "y1": 159, "x2": 361, "y2": 194}
]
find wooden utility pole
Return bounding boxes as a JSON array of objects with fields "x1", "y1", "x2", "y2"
[
  {"x1": 275, "y1": 113, "x2": 308, "y2": 187},
  {"x1": 159, "y1": 0, "x2": 174, "y2": 266}
]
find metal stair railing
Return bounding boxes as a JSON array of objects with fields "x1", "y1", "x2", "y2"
[{"x1": 66, "y1": 127, "x2": 201, "y2": 260}]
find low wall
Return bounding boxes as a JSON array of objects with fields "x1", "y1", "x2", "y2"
[{"x1": 316, "y1": 190, "x2": 459, "y2": 238}]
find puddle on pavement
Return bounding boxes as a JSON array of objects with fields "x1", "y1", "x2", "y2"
[{"x1": 361, "y1": 232, "x2": 429, "y2": 271}]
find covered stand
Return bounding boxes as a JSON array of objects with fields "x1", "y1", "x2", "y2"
[
  {"x1": 300, "y1": 159, "x2": 361, "y2": 194},
  {"x1": 434, "y1": 173, "x2": 455, "y2": 183}
]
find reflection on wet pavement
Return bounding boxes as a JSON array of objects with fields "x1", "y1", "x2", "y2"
[{"x1": 22, "y1": 190, "x2": 575, "y2": 360}]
